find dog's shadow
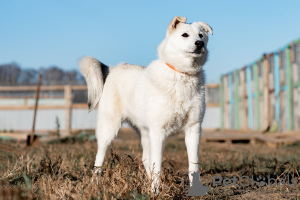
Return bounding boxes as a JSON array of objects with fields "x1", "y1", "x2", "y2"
[{"x1": 187, "y1": 172, "x2": 209, "y2": 196}]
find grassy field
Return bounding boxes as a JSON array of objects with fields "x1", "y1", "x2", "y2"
[{"x1": 1, "y1": 128, "x2": 300, "y2": 199}]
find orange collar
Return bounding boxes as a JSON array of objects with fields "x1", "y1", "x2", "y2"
[{"x1": 165, "y1": 63, "x2": 188, "y2": 75}]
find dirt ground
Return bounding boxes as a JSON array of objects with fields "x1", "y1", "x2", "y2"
[{"x1": 1, "y1": 128, "x2": 300, "y2": 199}]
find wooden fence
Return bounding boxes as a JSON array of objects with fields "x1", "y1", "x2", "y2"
[
  {"x1": 0, "y1": 85, "x2": 88, "y2": 135},
  {"x1": 0, "y1": 84, "x2": 220, "y2": 135},
  {"x1": 220, "y1": 38, "x2": 300, "y2": 132}
]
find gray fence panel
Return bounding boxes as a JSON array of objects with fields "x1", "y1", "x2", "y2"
[
  {"x1": 71, "y1": 109, "x2": 97, "y2": 130},
  {"x1": 0, "y1": 107, "x2": 220, "y2": 132},
  {"x1": 202, "y1": 107, "x2": 220, "y2": 129},
  {"x1": 0, "y1": 109, "x2": 65, "y2": 131}
]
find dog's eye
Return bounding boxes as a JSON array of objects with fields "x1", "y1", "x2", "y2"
[
  {"x1": 199, "y1": 34, "x2": 203, "y2": 38},
  {"x1": 181, "y1": 33, "x2": 189, "y2": 37}
]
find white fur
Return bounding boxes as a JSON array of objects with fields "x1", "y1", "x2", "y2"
[
  {"x1": 79, "y1": 16, "x2": 213, "y2": 193},
  {"x1": 79, "y1": 56, "x2": 105, "y2": 111}
]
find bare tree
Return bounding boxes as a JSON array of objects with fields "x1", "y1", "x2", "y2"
[
  {"x1": 0, "y1": 63, "x2": 21, "y2": 85},
  {"x1": 18, "y1": 69, "x2": 38, "y2": 85},
  {"x1": 40, "y1": 66, "x2": 64, "y2": 85},
  {"x1": 0, "y1": 63, "x2": 85, "y2": 86}
]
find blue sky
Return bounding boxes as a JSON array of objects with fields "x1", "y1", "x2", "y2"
[{"x1": 1, "y1": 0, "x2": 300, "y2": 83}]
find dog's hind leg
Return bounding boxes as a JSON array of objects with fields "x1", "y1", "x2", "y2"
[{"x1": 93, "y1": 104, "x2": 122, "y2": 173}]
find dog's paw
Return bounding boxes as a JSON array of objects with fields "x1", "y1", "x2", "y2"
[
  {"x1": 93, "y1": 166, "x2": 102, "y2": 174},
  {"x1": 91, "y1": 166, "x2": 102, "y2": 185},
  {"x1": 151, "y1": 182, "x2": 161, "y2": 196},
  {"x1": 152, "y1": 187, "x2": 160, "y2": 197},
  {"x1": 151, "y1": 183, "x2": 169, "y2": 196}
]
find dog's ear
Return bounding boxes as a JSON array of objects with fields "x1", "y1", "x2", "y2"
[
  {"x1": 197, "y1": 22, "x2": 213, "y2": 35},
  {"x1": 166, "y1": 16, "x2": 187, "y2": 37}
]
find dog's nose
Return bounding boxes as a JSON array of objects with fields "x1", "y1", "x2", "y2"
[{"x1": 195, "y1": 40, "x2": 204, "y2": 48}]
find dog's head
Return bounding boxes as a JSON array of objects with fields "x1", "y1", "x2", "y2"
[{"x1": 158, "y1": 16, "x2": 213, "y2": 74}]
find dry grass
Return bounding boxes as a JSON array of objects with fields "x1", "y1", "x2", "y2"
[{"x1": 1, "y1": 128, "x2": 300, "y2": 199}]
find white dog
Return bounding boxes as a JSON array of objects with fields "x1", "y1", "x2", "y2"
[{"x1": 79, "y1": 16, "x2": 213, "y2": 193}]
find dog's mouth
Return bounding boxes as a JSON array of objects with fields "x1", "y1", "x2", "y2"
[
  {"x1": 193, "y1": 47, "x2": 205, "y2": 54},
  {"x1": 194, "y1": 49, "x2": 202, "y2": 54}
]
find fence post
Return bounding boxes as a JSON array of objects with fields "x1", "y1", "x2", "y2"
[
  {"x1": 278, "y1": 51, "x2": 287, "y2": 132},
  {"x1": 286, "y1": 46, "x2": 293, "y2": 131},
  {"x1": 291, "y1": 44, "x2": 298, "y2": 131},
  {"x1": 274, "y1": 52, "x2": 281, "y2": 131},
  {"x1": 223, "y1": 75, "x2": 230, "y2": 129},
  {"x1": 234, "y1": 70, "x2": 240, "y2": 129},
  {"x1": 253, "y1": 62, "x2": 260, "y2": 131},
  {"x1": 228, "y1": 73, "x2": 234, "y2": 129},
  {"x1": 246, "y1": 66, "x2": 253, "y2": 130},
  {"x1": 263, "y1": 55, "x2": 270, "y2": 131},
  {"x1": 64, "y1": 85, "x2": 72, "y2": 135},
  {"x1": 30, "y1": 74, "x2": 42, "y2": 146},
  {"x1": 240, "y1": 68, "x2": 248, "y2": 130},
  {"x1": 219, "y1": 76, "x2": 224, "y2": 130}
]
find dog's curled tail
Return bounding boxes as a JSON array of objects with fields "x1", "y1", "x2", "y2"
[{"x1": 79, "y1": 56, "x2": 109, "y2": 112}]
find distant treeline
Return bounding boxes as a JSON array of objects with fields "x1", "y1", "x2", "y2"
[{"x1": 0, "y1": 63, "x2": 85, "y2": 86}]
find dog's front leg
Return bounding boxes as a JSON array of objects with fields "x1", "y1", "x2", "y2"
[
  {"x1": 149, "y1": 131, "x2": 165, "y2": 194},
  {"x1": 185, "y1": 123, "x2": 202, "y2": 186},
  {"x1": 141, "y1": 132, "x2": 151, "y2": 178}
]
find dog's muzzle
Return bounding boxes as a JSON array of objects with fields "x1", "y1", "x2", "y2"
[{"x1": 194, "y1": 40, "x2": 205, "y2": 54}]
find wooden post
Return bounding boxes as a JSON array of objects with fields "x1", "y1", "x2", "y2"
[
  {"x1": 30, "y1": 74, "x2": 42, "y2": 146},
  {"x1": 268, "y1": 54, "x2": 275, "y2": 130},
  {"x1": 205, "y1": 86, "x2": 209, "y2": 104},
  {"x1": 64, "y1": 85, "x2": 72, "y2": 135},
  {"x1": 228, "y1": 73, "x2": 234, "y2": 129},
  {"x1": 291, "y1": 44, "x2": 299, "y2": 131},
  {"x1": 219, "y1": 76, "x2": 224, "y2": 130},
  {"x1": 274, "y1": 52, "x2": 281, "y2": 130},
  {"x1": 234, "y1": 70, "x2": 240, "y2": 129},
  {"x1": 280, "y1": 60, "x2": 286, "y2": 132},
  {"x1": 246, "y1": 66, "x2": 253, "y2": 130},
  {"x1": 286, "y1": 47, "x2": 293, "y2": 131},
  {"x1": 223, "y1": 75, "x2": 230, "y2": 129},
  {"x1": 253, "y1": 62, "x2": 260, "y2": 131},
  {"x1": 240, "y1": 68, "x2": 248, "y2": 130},
  {"x1": 263, "y1": 55, "x2": 270, "y2": 131}
]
